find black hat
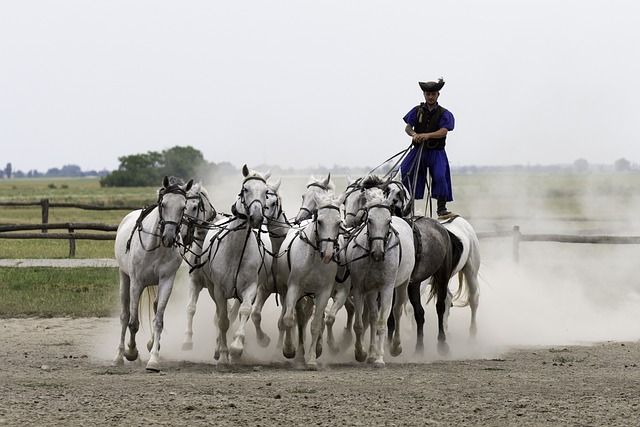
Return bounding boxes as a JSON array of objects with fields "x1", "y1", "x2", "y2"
[{"x1": 418, "y1": 78, "x2": 445, "y2": 92}]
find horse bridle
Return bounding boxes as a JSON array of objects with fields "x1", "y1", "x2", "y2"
[
  {"x1": 297, "y1": 181, "x2": 331, "y2": 221},
  {"x1": 233, "y1": 175, "x2": 267, "y2": 220},
  {"x1": 182, "y1": 191, "x2": 217, "y2": 247},
  {"x1": 363, "y1": 203, "x2": 395, "y2": 250}
]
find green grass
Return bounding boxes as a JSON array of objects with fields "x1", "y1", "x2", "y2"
[{"x1": 0, "y1": 267, "x2": 120, "y2": 318}]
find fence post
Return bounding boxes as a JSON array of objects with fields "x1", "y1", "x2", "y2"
[
  {"x1": 41, "y1": 198, "x2": 49, "y2": 233},
  {"x1": 68, "y1": 225, "x2": 76, "y2": 258},
  {"x1": 512, "y1": 225, "x2": 521, "y2": 263}
]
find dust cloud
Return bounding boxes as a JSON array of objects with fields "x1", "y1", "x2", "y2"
[{"x1": 95, "y1": 172, "x2": 640, "y2": 367}]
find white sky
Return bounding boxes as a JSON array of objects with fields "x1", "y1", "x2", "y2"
[{"x1": 1, "y1": 0, "x2": 639, "y2": 172}]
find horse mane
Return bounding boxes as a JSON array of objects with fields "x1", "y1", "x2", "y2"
[
  {"x1": 365, "y1": 187, "x2": 386, "y2": 207},
  {"x1": 360, "y1": 174, "x2": 385, "y2": 189},
  {"x1": 315, "y1": 192, "x2": 336, "y2": 209}
]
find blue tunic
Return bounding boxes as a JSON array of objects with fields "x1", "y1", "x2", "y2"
[{"x1": 400, "y1": 103, "x2": 454, "y2": 201}]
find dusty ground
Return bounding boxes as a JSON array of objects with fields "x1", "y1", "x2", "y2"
[{"x1": 1, "y1": 317, "x2": 639, "y2": 427}]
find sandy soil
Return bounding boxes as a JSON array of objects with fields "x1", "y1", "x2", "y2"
[{"x1": 1, "y1": 316, "x2": 639, "y2": 427}]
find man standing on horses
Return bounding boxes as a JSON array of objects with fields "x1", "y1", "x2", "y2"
[{"x1": 400, "y1": 78, "x2": 455, "y2": 218}]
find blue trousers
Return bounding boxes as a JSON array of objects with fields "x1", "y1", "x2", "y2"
[{"x1": 400, "y1": 147, "x2": 453, "y2": 201}]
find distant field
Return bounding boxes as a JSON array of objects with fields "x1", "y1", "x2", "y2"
[
  {"x1": 1, "y1": 172, "x2": 640, "y2": 259},
  {"x1": 1, "y1": 172, "x2": 639, "y2": 318}
]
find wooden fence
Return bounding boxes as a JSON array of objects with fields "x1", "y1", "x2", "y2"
[
  {"x1": 2, "y1": 200, "x2": 640, "y2": 260},
  {"x1": 0, "y1": 199, "x2": 139, "y2": 257}
]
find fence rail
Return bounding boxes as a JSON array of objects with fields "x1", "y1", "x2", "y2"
[{"x1": 2, "y1": 199, "x2": 640, "y2": 261}]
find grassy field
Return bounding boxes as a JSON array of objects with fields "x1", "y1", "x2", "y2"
[{"x1": 1, "y1": 172, "x2": 639, "y2": 317}]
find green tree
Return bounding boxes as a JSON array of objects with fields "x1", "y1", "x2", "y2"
[
  {"x1": 614, "y1": 158, "x2": 631, "y2": 172},
  {"x1": 100, "y1": 146, "x2": 213, "y2": 187},
  {"x1": 100, "y1": 151, "x2": 163, "y2": 187}
]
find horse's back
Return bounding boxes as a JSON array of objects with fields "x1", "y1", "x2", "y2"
[{"x1": 391, "y1": 216, "x2": 415, "y2": 285}]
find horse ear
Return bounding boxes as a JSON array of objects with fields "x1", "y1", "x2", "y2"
[
  {"x1": 346, "y1": 173, "x2": 353, "y2": 186},
  {"x1": 271, "y1": 178, "x2": 281, "y2": 192},
  {"x1": 264, "y1": 170, "x2": 272, "y2": 181},
  {"x1": 242, "y1": 164, "x2": 249, "y2": 177},
  {"x1": 322, "y1": 173, "x2": 331, "y2": 188},
  {"x1": 185, "y1": 179, "x2": 194, "y2": 192},
  {"x1": 163, "y1": 176, "x2": 170, "y2": 188}
]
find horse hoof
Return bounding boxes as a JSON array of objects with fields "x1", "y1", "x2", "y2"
[
  {"x1": 214, "y1": 350, "x2": 220, "y2": 361},
  {"x1": 283, "y1": 347, "x2": 296, "y2": 359},
  {"x1": 216, "y1": 361, "x2": 230, "y2": 371},
  {"x1": 373, "y1": 359, "x2": 385, "y2": 368},
  {"x1": 355, "y1": 350, "x2": 367, "y2": 363},
  {"x1": 437, "y1": 341, "x2": 450, "y2": 357},
  {"x1": 390, "y1": 345, "x2": 402, "y2": 357},
  {"x1": 145, "y1": 361, "x2": 160, "y2": 372},
  {"x1": 182, "y1": 342, "x2": 193, "y2": 351},
  {"x1": 306, "y1": 361, "x2": 319, "y2": 371},
  {"x1": 111, "y1": 358, "x2": 124, "y2": 367},
  {"x1": 257, "y1": 334, "x2": 271, "y2": 348},
  {"x1": 124, "y1": 349, "x2": 138, "y2": 362}
]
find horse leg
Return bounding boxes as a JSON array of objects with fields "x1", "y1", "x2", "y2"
[
  {"x1": 325, "y1": 285, "x2": 349, "y2": 354},
  {"x1": 146, "y1": 276, "x2": 175, "y2": 372},
  {"x1": 389, "y1": 282, "x2": 409, "y2": 358},
  {"x1": 282, "y1": 286, "x2": 299, "y2": 360},
  {"x1": 434, "y1": 276, "x2": 450, "y2": 356},
  {"x1": 229, "y1": 286, "x2": 258, "y2": 360},
  {"x1": 250, "y1": 284, "x2": 272, "y2": 348},
  {"x1": 294, "y1": 298, "x2": 312, "y2": 366},
  {"x1": 386, "y1": 288, "x2": 397, "y2": 346},
  {"x1": 306, "y1": 292, "x2": 330, "y2": 369},
  {"x1": 112, "y1": 271, "x2": 130, "y2": 367},
  {"x1": 123, "y1": 282, "x2": 143, "y2": 363},
  {"x1": 181, "y1": 276, "x2": 203, "y2": 351},
  {"x1": 276, "y1": 291, "x2": 286, "y2": 349},
  {"x1": 214, "y1": 295, "x2": 230, "y2": 367},
  {"x1": 464, "y1": 268, "x2": 481, "y2": 339},
  {"x1": 352, "y1": 291, "x2": 367, "y2": 363},
  {"x1": 341, "y1": 293, "x2": 355, "y2": 349},
  {"x1": 365, "y1": 292, "x2": 380, "y2": 364},
  {"x1": 408, "y1": 281, "x2": 425, "y2": 355},
  {"x1": 374, "y1": 286, "x2": 396, "y2": 367}
]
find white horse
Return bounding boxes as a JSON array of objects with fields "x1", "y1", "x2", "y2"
[
  {"x1": 294, "y1": 173, "x2": 334, "y2": 224},
  {"x1": 250, "y1": 179, "x2": 292, "y2": 349},
  {"x1": 193, "y1": 165, "x2": 272, "y2": 367},
  {"x1": 179, "y1": 182, "x2": 222, "y2": 351},
  {"x1": 345, "y1": 188, "x2": 415, "y2": 366},
  {"x1": 277, "y1": 192, "x2": 343, "y2": 368},
  {"x1": 112, "y1": 176, "x2": 193, "y2": 371}
]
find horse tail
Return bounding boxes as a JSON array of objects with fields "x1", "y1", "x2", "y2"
[
  {"x1": 138, "y1": 286, "x2": 158, "y2": 331},
  {"x1": 452, "y1": 271, "x2": 470, "y2": 308}
]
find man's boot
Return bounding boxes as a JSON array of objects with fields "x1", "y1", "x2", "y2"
[{"x1": 437, "y1": 197, "x2": 451, "y2": 218}]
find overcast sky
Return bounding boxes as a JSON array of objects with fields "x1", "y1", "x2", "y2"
[{"x1": 1, "y1": 1, "x2": 638, "y2": 173}]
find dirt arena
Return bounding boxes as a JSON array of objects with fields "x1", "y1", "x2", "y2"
[
  {"x1": 2, "y1": 215, "x2": 640, "y2": 425},
  {"x1": 1, "y1": 314, "x2": 639, "y2": 426}
]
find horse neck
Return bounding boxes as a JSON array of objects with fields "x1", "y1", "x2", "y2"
[
  {"x1": 138, "y1": 207, "x2": 164, "y2": 247},
  {"x1": 267, "y1": 211, "x2": 290, "y2": 252}
]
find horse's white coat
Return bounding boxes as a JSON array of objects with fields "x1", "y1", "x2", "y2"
[
  {"x1": 346, "y1": 188, "x2": 415, "y2": 366},
  {"x1": 112, "y1": 176, "x2": 193, "y2": 371}
]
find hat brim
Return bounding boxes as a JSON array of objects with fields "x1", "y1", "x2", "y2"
[{"x1": 419, "y1": 80, "x2": 445, "y2": 92}]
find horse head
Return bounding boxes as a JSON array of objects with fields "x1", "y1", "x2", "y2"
[
  {"x1": 183, "y1": 181, "x2": 217, "y2": 247},
  {"x1": 384, "y1": 170, "x2": 411, "y2": 218},
  {"x1": 363, "y1": 187, "x2": 394, "y2": 262},
  {"x1": 312, "y1": 192, "x2": 343, "y2": 264},
  {"x1": 158, "y1": 176, "x2": 194, "y2": 248},
  {"x1": 294, "y1": 173, "x2": 334, "y2": 224},
  {"x1": 264, "y1": 179, "x2": 283, "y2": 223},
  {"x1": 341, "y1": 175, "x2": 365, "y2": 228},
  {"x1": 234, "y1": 164, "x2": 270, "y2": 229}
]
